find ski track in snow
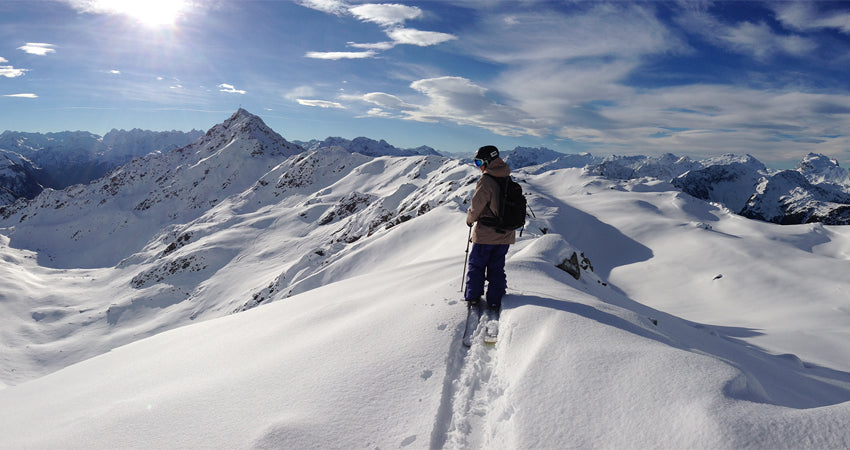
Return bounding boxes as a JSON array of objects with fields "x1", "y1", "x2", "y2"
[{"x1": 432, "y1": 307, "x2": 514, "y2": 449}]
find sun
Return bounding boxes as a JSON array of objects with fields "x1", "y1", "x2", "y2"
[{"x1": 88, "y1": 0, "x2": 189, "y2": 26}]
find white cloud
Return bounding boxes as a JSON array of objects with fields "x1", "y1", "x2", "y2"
[
  {"x1": 349, "y1": 3, "x2": 421, "y2": 26},
  {"x1": 386, "y1": 28, "x2": 456, "y2": 47},
  {"x1": 0, "y1": 66, "x2": 28, "y2": 78},
  {"x1": 347, "y1": 41, "x2": 396, "y2": 51},
  {"x1": 675, "y1": 9, "x2": 816, "y2": 61},
  {"x1": 463, "y1": 4, "x2": 686, "y2": 64},
  {"x1": 109, "y1": 69, "x2": 121, "y2": 75},
  {"x1": 3, "y1": 93, "x2": 38, "y2": 98},
  {"x1": 360, "y1": 92, "x2": 413, "y2": 110},
  {"x1": 17, "y1": 43, "x2": 56, "y2": 56},
  {"x1": 773, "y1": 3, "x2": 850, "y2": 35},
  {"x1": 298, "y1": 1, "x2": 455, "y2": 59},
  {"x1": 296, "y1": 99, "x2": 346, "y2": 109},
  {"x1": 218, "y1": 83, "x2": 246, "y2": 94},
  {"x1": 350, "y1": 76, "x2": 548, "y2": 137},
  {"x1": 295, "y1": 0, "x2": 348, "y2": 15},
  {"x1": 723, "y1": 21, "x2": 816, "y2": 60},
  {"x1": 285, "y1": 85, "x2": 317, "y2": 100},
  {"x1": 0, "y1": 57, "x2": 7, "y2": 63},
  {"x1": 305, "y1": 50, "x2": 377, "y2": 60},
  {"x1": 493, "y1": 61, "x2": 636, "y2": 121},
  {"x1": 364, "y1": 108, "x2": 395, "y2": 118},
  {"x1": 542, "y1": 83, "x2": 850, "y2": 161}
]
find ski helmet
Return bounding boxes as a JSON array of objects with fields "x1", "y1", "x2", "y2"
[{"x1": 474, "y1": 145, "x2": 499, "y2": 167}]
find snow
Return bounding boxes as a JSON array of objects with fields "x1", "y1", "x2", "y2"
[{"x1": 2, "y1": 110, "x2": 850, "y2": 448}]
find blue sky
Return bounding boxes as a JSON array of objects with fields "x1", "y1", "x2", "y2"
[{"x1": 1, "y1": 1, "x2": 849, "y2": 166}]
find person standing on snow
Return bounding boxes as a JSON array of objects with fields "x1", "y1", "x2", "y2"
[{"x1": 465, "y1": 145, "x2": 515, "y2": 313}]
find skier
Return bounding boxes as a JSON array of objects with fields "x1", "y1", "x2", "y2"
[{"x1": 465, "y1": 145, "x2": 515, "y2": 314}]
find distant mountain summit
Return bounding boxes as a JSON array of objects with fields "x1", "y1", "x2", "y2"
[
  {"x1": 796, "y1": 153, "x2": 850, "y2": 186},
  {"x1": 298, "y1": 136, "x2": 440, "y2": 157},
  {"x1": 201, "y1": 108, "x2": 303, "y2": 159}
]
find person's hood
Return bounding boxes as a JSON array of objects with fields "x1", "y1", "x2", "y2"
[{"x1": 484, "y1": 158, "x2": 510, "y2": 177}]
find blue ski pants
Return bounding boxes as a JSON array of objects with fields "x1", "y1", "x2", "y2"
[{"x1": 464, "y1": 243, "x2": 510, "y2": 308}]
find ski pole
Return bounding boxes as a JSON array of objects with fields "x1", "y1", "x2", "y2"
[{"x1": 460, "y1": 225, "x2": 472, "y2": 294}]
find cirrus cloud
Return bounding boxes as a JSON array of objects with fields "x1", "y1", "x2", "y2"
[
  {"x1": 3, "y1": 93, "x2": 38, "y2": 98},
  {"x1": 772, "y1": 2, "x2": 850, "y2": 34},
  {"x1": 349, "y1": 76, "x2": 549, "y2": 137}
]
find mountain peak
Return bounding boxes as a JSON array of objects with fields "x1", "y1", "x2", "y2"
[
  {"x1": 229, "y1": 107, "x2": 257, "y2": 122},
  {"x1": 196, "y1": 109, "x2": 303, "y2": 158}
]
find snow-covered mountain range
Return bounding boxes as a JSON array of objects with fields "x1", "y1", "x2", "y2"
[
  {"x1": 6, "y1": 119, "x2": 850, "y2": 226},
  {"x1": 0, "y1": 128, "x2": 204, "y2": 203},
  {"x1": 295, "y1": 136, "x2": 440, "y2": 157},
  {"x1": 2, "y1": 109, "x2": 850, "y2": 448},
  {"x1": 577, "y1": 152, "x2": 850, "y2": 225}
]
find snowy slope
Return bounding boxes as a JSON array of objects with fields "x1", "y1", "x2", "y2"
[{"x1": 1, "y1": 110, "x2": 850, "y2": 448}]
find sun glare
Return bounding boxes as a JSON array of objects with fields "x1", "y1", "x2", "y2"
[{"x1": 91, "y1": 0, "x2": 188, "y2": 26}]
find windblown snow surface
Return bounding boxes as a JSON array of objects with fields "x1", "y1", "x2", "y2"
[{"x1": 2, "y1": 120, "x2": 850, "y2": 447}]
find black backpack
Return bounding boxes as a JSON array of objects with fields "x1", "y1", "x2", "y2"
[{"x1": 479, "y1": 174, "x2": 527, "y2": 233}]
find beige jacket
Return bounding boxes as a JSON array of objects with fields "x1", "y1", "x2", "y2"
[{"x1": 466, "y1": 158, "x2": 517, "y2": 245}]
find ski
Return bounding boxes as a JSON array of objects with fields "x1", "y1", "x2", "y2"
[
  {"x1": 482, "y1": 307, "x2": 500, "y2": 345},
  {"x1": 462, "y1": 301, "x2": 482, "y2": 347}
]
